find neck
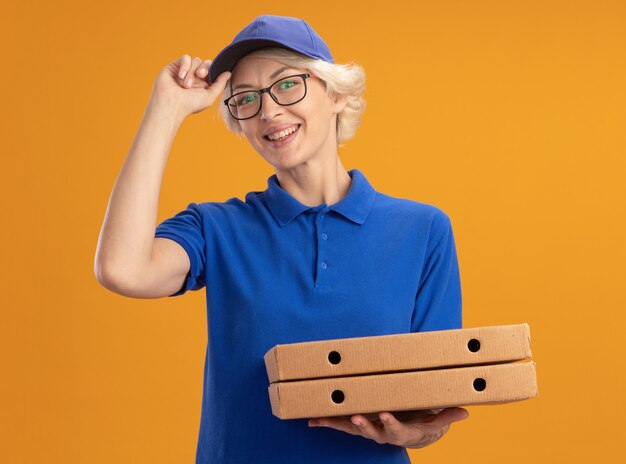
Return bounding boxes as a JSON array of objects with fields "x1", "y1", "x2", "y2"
[{"x1": 274, "y1": 156, "x2": 352, "y2": 207}]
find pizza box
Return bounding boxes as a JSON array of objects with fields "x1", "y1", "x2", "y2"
[
  {"x1": 264, "y1": 324, "x2": 532, "y2": 383},
  {"x1": 268, "y1": 360, "x2": 538, "y2": 419}
]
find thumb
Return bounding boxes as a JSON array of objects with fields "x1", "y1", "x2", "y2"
[
  {"x1": 208, "y1": 70, "x2": 231, "y2": 90},
  {"x1": 205, "y1": 71, "x2": 231, "y2": 104}
]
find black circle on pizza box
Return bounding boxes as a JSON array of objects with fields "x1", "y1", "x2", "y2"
[
  {"x1": 328, "y1": 351, "x2": 342, "y2": 365},
  {"x1": 467, "y1": 338, "x2": 481, "y2": 352},
  {"x1": 331, "y1": 390, "x2": 345, "y2": 403},
  {"x1": 473, "y1": 378, "x2": 487, "y2": 391}
]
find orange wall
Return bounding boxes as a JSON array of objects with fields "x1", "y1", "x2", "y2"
[{"x1": 2, "y1": 0, "x2": 625, "y2": 462}]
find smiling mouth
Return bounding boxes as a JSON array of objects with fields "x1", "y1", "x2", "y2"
[{"x1": 264, "y1": 125, "x2": 301, "y2": 141}]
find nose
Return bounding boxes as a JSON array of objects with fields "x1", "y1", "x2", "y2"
[{"x1": 259, "y1": 91, "x2": 282, "y2": 121}]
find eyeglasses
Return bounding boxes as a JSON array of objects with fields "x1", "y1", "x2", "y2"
[{"x1": 224, "y1": 73, "x2": 312, "y2": 120}]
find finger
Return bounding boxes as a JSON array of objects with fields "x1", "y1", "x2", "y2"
[
  {"x1": 205, "y1": 71, "x2": 232, "y2": 100},
  {"x1": 208, "y1": 69, "x2": 231, "y2": 88},
  {"x1": 426, "y1": 407, "x2": 469, "y2": 429},
  {"x1": 195, "y1": 59, "x2": 211, "y2": 80},
  {"x1": 178, "y1": 54, "x2": 191, "y2": 79},
  {"x1": 391, "y1": 409, "x2": 434, "y2": 422},
  {"x1": 378, "y1": 412, "x2": 407, "y2": 437},
  {"x1": 183, "y1": 57, "x2": 204, "y2": 88},
  {"x1": 314, "y1": 416, "x2": 363, "y2": 437},
  {"x1": 351, "y1": 414, "x2": 386, "y2": 443}
]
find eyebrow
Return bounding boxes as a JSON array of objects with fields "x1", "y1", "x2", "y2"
[{"x1": 231, "y1": 66, "x2": 296, "y2": 92}]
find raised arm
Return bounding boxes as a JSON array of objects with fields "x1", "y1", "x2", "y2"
[{"x1": 94, "y1": 55, "x2": 230, "y2": 298}]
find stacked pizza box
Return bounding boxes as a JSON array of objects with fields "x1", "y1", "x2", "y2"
[{"x1": 263, "y1": 323, "x2": 537, "y2": 419}]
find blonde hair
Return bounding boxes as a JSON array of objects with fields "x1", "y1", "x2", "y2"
[{"x1": 217, "y1": 47, "x2": 366, "y2": 145}]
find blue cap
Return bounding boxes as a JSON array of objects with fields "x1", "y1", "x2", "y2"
[{"x1": 208, "y1": 15, "x2": 334, "y2": 83}]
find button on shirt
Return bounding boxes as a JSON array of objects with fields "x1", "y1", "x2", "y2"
[{"x1": 154, "y1": 168, "x2": 462, "y2": 463}]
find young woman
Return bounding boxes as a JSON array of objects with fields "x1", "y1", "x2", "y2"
[{"x1": 95, "y1": 14, "x2": 468, "y2": 464}]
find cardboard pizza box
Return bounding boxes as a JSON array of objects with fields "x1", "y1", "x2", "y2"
[
  {"x1": 268, "y1": 360, "x2": 538, "y2": 419},
  {"x1": 264, "y1": 324, "x2": 531, "y2": 383}
]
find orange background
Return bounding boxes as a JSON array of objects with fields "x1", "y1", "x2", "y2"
[{"x1": 2, "y1": 0, "x2": 625, "y2": 462}]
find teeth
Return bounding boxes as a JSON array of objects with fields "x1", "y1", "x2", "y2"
[{"x1": 267, "y1": 125, "x2": 298, "y2": 141}]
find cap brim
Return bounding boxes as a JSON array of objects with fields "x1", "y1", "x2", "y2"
[{"x1": 208, "y1": 39, "x2": 295, "y2": 83}]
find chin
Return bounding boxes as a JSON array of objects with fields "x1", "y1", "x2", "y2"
[
  {"x1": 257, "y1": 148, "x2": 307, "y2": 170},
  {"x1": 269, "y1": 158, "x2": 305, "y2": 172}
]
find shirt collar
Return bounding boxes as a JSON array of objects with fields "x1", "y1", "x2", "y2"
[{"x1": 264, "y1": 168, "x2": 377, "y2": 227}]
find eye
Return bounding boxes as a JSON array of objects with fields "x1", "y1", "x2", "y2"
[
  {"x1": 277, "y1": 79, "x2": 298, "y2": 91},
  {"x1": 236, "y1": 92, "x2": 258, "y2": 106}
]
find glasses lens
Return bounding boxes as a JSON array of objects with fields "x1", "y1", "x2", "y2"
[
  {"x1": 229, "y1": 91, "x2": 261, "y2": 119},
  {"x1": 270, "y1": 75, "x2": 306, "y2": 105}
]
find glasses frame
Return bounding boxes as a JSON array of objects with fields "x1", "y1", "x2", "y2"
[{"x1": 223, "y1": 73, "x2": 312, "y2": 121}]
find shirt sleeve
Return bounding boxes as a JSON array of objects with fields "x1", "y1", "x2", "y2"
[
  {"x1": 154, "y1": 202, "x2": 206, "y2": 297},
  {"x1": 410, "y1": 210, "x2": 462, "y2": 332}
]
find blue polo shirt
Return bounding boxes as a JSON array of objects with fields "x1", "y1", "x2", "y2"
[{"x1": 154, "y1": 168, "x2": 462, "y2": 463}]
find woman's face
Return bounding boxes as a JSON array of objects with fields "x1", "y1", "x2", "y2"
[{"x1": 229, "y1": 55, "x2": 346, "y2": 171}]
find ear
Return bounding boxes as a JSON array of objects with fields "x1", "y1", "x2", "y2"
[{"x1": 331, "y1": 93, "x2": 348, "y2": 114}]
